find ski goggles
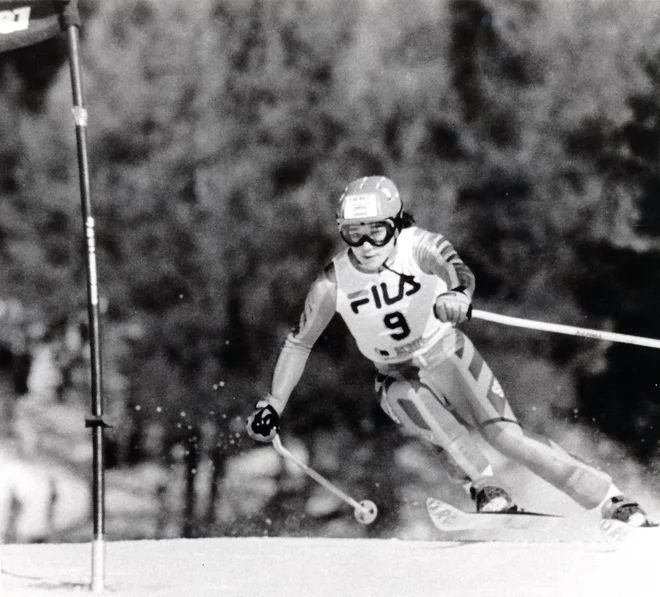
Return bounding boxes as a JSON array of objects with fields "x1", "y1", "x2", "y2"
[{"x1": 339, "y1": 220, "x2": 397, "y2": 247}]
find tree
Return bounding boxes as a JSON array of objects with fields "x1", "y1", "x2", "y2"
[{"x1": 572, "y1": 43, "x2": 660, "y2": 461}]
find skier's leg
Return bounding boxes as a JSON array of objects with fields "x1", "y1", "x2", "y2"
[
  {"x1": 377, "y1": 368, "x2": 488, "y2": 480},
  {"x1": 376, "y1": 368, "x2": 514, "y2": 511},
  {"x1": 481, "y1": 421, "x2": 613, "y2": 508},
  {"x1": 482, "y1": 421, "x2": 650, "y2": 524},
  {"x1": 432, "y1": 328, "x2": 614, "y2": 510}
]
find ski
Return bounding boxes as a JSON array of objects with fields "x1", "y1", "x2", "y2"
[
  {"x1": 427, "y1": 497, "x2": 660, "y2": 544},
  {"x1": 599, "y1": 518, "x2": 660, "y2": 549},
  {"x1": 426, "y1": 497, "x2": 569, "y2": 542}
]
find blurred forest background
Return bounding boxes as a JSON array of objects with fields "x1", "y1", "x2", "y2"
[{"x1": 1, "y1": 0, "x2": 660, "y2": 543}]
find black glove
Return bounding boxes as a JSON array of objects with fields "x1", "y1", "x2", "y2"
[
  {"x1": 246, "y1": 400, "x2": 280, "y2": 443},
  {"x1": 434, "y1": 286, "x2": 472, "y2": 324}
]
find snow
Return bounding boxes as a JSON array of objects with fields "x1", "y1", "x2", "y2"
[
  {"x1": 2, "y1": 401, "x2": 660, "y2": 596},
  {"x1": 2, "y1": 436, "x2": 660, "y2": 597},
  {"x1": 2, "y1": 433, "x2": 659, "y2": 596},
  {"x1": 1, "y1": 532, "x2": 658, "y2": 597}
]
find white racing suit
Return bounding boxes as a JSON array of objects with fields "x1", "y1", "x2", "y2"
[{"x1": 267, "y1": 226, "x2": 612, "y2": 509}]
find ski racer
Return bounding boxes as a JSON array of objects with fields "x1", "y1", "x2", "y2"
[{"x1": 247, "y1": 175, "x2": 651, "y2": 527}]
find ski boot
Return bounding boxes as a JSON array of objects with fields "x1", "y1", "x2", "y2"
[
  {"x1": 470, "y1": 479, "x2": 518, "y2": 514},
  {"x1": 601, "y1": 496, "x2": 653, "y2": 528}
]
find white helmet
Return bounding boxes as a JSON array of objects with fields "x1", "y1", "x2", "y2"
[{"x1": 336, "y1": 176, "x2": 403, "y2": 227}]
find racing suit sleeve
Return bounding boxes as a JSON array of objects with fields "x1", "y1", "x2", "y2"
[
  {"x1": 268, "y1": 264, "x2": 337, "y2": 414},
  {"x1": 410, "y1": 228, "x2": 476, "y2": 299}
]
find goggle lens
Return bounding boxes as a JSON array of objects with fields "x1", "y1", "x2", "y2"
[{"x1": 340, "y1": 221, "x2": 396, "y2": 247}]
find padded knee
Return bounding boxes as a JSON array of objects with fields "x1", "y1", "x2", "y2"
[{"x1": 380, "y1": 376, "x2": 491, "y2": 480}]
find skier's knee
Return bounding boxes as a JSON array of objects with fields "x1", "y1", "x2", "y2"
[{"x1": 377, "y1": 376, "x2": 416, "y2": 427}]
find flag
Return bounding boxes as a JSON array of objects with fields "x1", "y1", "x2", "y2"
[{"x1": 0, "y1": 0, "x2": 72, "y2": 53}]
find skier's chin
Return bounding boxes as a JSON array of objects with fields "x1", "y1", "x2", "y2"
[{"x1": 355, "y1": 252, "x2": 388, "y2": 270}]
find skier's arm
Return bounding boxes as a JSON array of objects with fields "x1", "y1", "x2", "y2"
[
  {"x1": 246, "y1": 262, "x2": 336, "y2": 434},
  {"x1": 412, "y1": 228, "x2": 475, "y2": 298},
  {"x1": 247, "y1": 264, "x2": 337, "y2": 442},
  {"x1": 268, "y1": 265, "x2": 337, "y2": 414},
  {"x1": 412, "y1": 229, "x2": 475, "y2": 323},
  {"x1": 246, "y1": 266, "x2": 337, "y2": 442}
]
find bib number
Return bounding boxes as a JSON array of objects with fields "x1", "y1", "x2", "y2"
[{"x1": 383, "y1": 311, "x2": 410, "y2": 340}]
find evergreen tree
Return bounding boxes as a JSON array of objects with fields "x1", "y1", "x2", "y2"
[{"x1": 573, "y1": 45, "x2": 660, "y2": 461}]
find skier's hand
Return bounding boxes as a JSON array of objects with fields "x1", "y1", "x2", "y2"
[
  {"x1": 246, "y1": 399, "x2": 280, "y2": 443},
  {"x1": 434, "y1": 288, "x2": 472, "y2": 324}
]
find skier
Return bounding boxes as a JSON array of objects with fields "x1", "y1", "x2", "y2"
[{"x1": 247, "y1": 175, "x2": 651, "y2": 527}]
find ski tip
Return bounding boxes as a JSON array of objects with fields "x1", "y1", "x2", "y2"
[
  {"x1": 426, "y1": 497, "x2": 455, "y2": 512},
  {"x1": 599, "y1": 518, "x2": 660, "y2": 549},
  {"x1": 426, "y1": 498, "x2": 459, "y2": 527}
]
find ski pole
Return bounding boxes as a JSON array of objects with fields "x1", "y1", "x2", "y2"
[
  {"x1": 272, "y1": 435, "x2": 378, "y2": 524},
  {"x1": 471, "y1": 309, "x2": 660, "y2": 350}
]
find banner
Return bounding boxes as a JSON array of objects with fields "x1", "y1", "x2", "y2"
[{"x1": 0, "y1": 0, "x2": 70, "y2": 53}]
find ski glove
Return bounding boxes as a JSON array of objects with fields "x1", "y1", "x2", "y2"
[
  {"x1": 434, "y1": 287, "x2": 472, "y2": 324},
  {"x1": 246, "y1": 400, "x2": 280, "y2": 443}
]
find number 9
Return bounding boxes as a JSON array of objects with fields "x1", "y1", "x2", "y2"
[{"x1": 383, "y1": 311, "x2": 410, "y2": 340}]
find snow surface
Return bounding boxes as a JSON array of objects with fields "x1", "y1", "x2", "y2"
[
  {"x1": 1, "y1": 532, "x2": 658, "y2": 597},
  {"x1": 3, "y1": 398, "x2": 660, "y2": 596}
]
